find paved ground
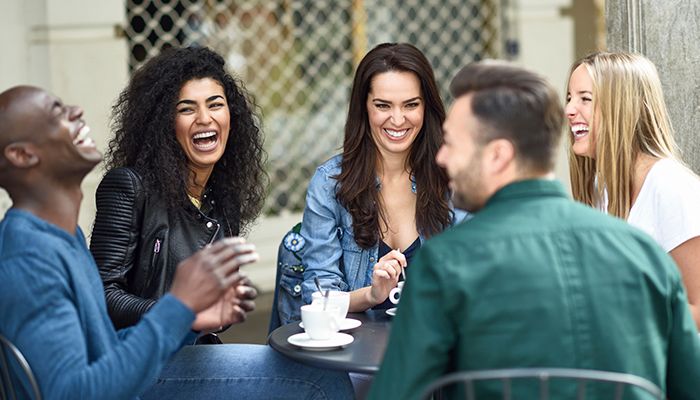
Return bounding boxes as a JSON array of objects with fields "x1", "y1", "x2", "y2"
[{"x1": 218, "y1": 290, "x2": 274, "y2": 345}]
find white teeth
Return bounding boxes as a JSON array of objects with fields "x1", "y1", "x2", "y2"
[
  {"x1": 571, "y1": 124, "x2": 588, "y2": 133},
  {"x1": 384, "y1": 128, "x2": 409, "y2": 138},
  {"x1": 571, "y1": 124, "x2": 589, "y2": 138},
  {"x1": 81, "y1": 137, "x2": 95, "y2": 148},
  {"x1": 193, "y1": 131, "x2": 217, "y2": 140},
  {"x1": 73, "y1": 125, "x2": 91, "y2": 145}
]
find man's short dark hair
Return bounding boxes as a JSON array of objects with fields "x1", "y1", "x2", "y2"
[{"x1": 450, "y1": 61, "x2": 564, "y2": 172}]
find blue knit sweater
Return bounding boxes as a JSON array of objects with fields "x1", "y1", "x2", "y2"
[{"x1": 0, "y1": 209, "x2": 196, "y2": 399}]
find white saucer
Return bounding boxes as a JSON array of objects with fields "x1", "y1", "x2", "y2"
[
  {"x1": 299, "y1": 318, "x2": 362, "y2": 331},
  {"x1": 287, "y1": 332, "x2": 354, "y2": 351},
  {"x1": 386, "y1": 307, "x2": 397, "y2": 317}
]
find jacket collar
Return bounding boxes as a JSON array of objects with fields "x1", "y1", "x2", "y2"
[
  {"x1": 4, "y1": 208, "x2": 84, "y2": 246},
  {"x1": 485, "y1": 179, "x2": 568, "y2": 208}
]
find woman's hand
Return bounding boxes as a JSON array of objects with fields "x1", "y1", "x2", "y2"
[{"x1": 366, "y1": 250, "x2": 407, "y2": 306}]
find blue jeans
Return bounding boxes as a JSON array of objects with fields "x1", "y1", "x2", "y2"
[{"x1": 142, "y1": 344, "x2": 353, "y2": 400}]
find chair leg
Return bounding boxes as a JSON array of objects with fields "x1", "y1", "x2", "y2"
[
  {"x1": 466, "y1": 380, "x2": 475, "y2": 400},
  {"x1": 0, "y1": 347, "x2": 16, "y2": 400},
  {"x1": 614, "y1": 382, "x2": 624, "y2": 400},
  {"x1": 539, "y1": 375, "x2": 549, "y2": 400},
  {"x1": 576, "y1": 379, "x2": 586, "y2": 400},
  {"x1": 502, "y1": 378, "x2": 511, "y2": 400}
]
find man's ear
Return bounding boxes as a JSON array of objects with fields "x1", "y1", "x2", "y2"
[
  {"x1": 4, "y1": 142, "x2": 39, "y2": 168},
  {"x1": 484, "y1": 138, "x2": 515, "y2": 174}
]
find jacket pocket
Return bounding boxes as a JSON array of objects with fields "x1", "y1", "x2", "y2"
[
  {"x1": 339, "y1": 227, "x2": 362, "y2": 253},
  {"x1": 151, "y1": 238, "x2": 162, "y2": 266},
  {"x1": 141, "y1": 231, "x2": 166, "y2": 294},
  {"x1": 277, "y1": 264, "x2": 305, "y2": 324},
  {"x1": 338, "y1": 227, "x2": 366, "y2": 289}
]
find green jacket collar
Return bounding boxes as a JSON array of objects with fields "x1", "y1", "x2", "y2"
[{"x1": 485, "y1": 178, "x2": 568, "y2": 208}]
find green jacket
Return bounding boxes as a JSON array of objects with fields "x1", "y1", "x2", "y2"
[{"x1": 369, "y1": 179, "x2": 700, "y2": 400}]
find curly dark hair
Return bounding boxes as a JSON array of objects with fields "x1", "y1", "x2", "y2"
[
  {"x1": 336, "y1": 43, "x2": 452, "y2": 248},
  {"x1": 106, "y1": 46, "x2": 267, "y2": 234}
]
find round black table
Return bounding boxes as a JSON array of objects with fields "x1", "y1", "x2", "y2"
[{"x1": 267, "y1": 309, "x2": 393, "y2": 374}]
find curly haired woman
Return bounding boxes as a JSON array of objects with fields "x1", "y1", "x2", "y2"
[{"x1": 90, "y1": 46, "x2": 267, "y2": 338}]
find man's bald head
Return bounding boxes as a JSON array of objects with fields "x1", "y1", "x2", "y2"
[
  {"x1": 0, "y1": 85, "x2": 101, "y2": 193},
  {"x1": 0, "y1": 86, "x2": 49, "y2": 190},
  {"x1": 0, "y1": 86, "x2": 46, "y2": 151}
]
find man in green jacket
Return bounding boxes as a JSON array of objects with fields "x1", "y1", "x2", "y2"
[{"x1": 368, "y1": 61, "x2": 700, "y2": 399}]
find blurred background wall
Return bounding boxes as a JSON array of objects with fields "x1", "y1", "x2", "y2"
[{"x1": 1, "y1": 0, "x2": 606, "y2": 342}]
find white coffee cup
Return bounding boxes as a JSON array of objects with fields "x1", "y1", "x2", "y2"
[
  {"x1": 389, "y1": 281, "x2": 404, "y2": 305},
  {"x1": 300, "y1": 304, "x2": 340, "y2": 340},
  {"x1": 311, "y1": 290, "x2": 350, "y2": 323}
]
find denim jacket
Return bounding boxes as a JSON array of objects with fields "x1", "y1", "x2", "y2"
[{"x1": 275, "y1": 155, "x2": 467, "y2": 325}]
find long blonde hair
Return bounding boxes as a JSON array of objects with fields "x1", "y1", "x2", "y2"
[{"x1": 568, "y1": 51, "x2": 678, "y2": 219}]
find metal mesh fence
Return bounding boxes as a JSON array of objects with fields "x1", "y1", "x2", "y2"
[{"x1": 124, "y1": 0, "x2": 512, "y2": 215}]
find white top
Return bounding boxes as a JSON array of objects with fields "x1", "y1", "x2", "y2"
[{"x1": 628, "y1": 158, "x2": 700, "y2": 252}]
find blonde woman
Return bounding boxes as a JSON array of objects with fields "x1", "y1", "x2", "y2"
[{"x1": 566, "y1": 51, "x2": 700, "y2": 328}]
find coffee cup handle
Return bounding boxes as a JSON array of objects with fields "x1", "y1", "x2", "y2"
[{"x1": 389, "y1": 287, "x2": 401, "y2": 304}]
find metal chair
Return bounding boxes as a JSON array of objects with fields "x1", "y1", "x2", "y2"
[
  {"x1": 0, "y1": 334, "x2": 42, "y2": 400},
  {"x1": 420, "y1": 368, "x2": 665, "y2": 400}
]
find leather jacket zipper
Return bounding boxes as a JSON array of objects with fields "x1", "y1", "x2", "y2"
[{"x1": 144, "y1": 238, "x2": 162, "y2": 290}]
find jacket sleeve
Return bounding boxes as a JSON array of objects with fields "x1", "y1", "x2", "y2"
[
  {"x1": 666, "y1": 268, "x2": 700, "y2": 399},
  {"x1": 300, "y1": 167, "x2": 348, "y2": 305},
  {"x1": 1, "y1": 252, "x2": 195, "y2": 400},
  {"x1": 90, "y1": 168, "x2": 156, "y2": 328},
  {"x1": 368, "y1": 244, "x2": 455, "y2": 400}
]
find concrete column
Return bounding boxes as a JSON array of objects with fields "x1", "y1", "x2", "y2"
[
  {"x1": 0, "y1": 0, "x2": 129, "y2": 232},
  {"x1": 606, "y1": 0, "x2": 700, "y2": 173},
  {"x1": 515, "y1": 0, "x2": 574, "y2": 187}
]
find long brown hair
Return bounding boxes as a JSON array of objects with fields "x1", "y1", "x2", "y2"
[
  {"x1": 568, "y1": 52, "x2": 678, "y2": 219},
  {"x1": 335, "y1": 43, "x2": 451, "y2": 248}
]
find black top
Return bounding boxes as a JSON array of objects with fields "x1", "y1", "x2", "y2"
[
  {"x1": 372, "y1": 237, "x2": 420, "y2": 310},
  {"x1": 90, "y1": 167, "x2": 233, "y2": 329}
]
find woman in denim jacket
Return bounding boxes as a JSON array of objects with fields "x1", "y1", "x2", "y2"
[{"x1": 295, "y1": 43, "x2": 467, "y2": 315}]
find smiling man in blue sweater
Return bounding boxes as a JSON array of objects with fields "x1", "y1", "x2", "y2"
[{"x1": 0, "y1": 86, "x2": 353, "y2": 399}]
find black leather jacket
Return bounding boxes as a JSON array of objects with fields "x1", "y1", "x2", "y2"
[{"x1": 90, "y1": 167, "x2": 236, "y2": 329}]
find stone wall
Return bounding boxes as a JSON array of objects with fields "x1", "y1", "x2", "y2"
[{"x1": 606, "y1": 0, "x2": 700, "y2": 173}]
